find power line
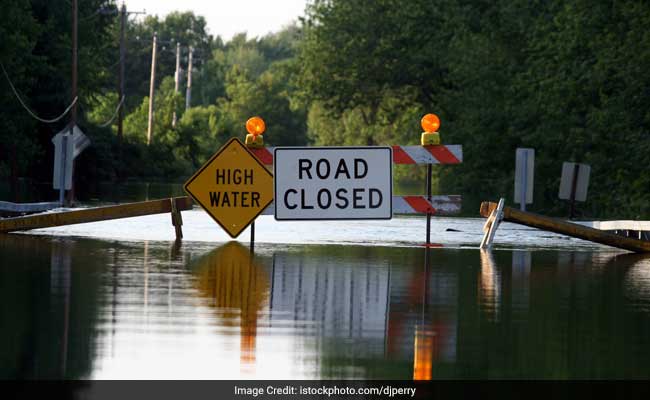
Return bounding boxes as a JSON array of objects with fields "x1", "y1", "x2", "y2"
[
  {"x1": 96, "y1": 95, "x2": 125, "y2": 127},
  {"x1": 0, "y1": 62, "x2": 78, "y2": 124},
  {"x1": 107, "y1": 53, "x2": 125, "y2": 70},
  {"x1": 78, "y1": 7, "x2": 104, "y2": 22}
]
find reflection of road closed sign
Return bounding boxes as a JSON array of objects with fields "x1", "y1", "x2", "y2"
[{"x1": 274, "y1": 147, "x2": 392, "y2": 220}]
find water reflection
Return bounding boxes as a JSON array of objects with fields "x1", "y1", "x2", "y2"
[
  {"x1": 622, "y1": 255, "x2": 650, "y2": 313},
  {"x1": 479, "y1": 249, "x2": 501, "y2": 322},
  {"x1": 0, "y1": 235, "x2": 101, "y2": 379},
  {"x1": 511, "y1": 250, "x2": 531, "y2": 313},
  {"x1": 50, "y1": 239, "x2": 72, "y2": 376},
  {"x1": 2, "y1": 236, "x2": 650, "y2": 379},
  {"x1": 413, "y1": 326, "x2": 434, "y2": 380},
  {"x1": 192, "y1": 242, "x2": 268, "y2": 374}
]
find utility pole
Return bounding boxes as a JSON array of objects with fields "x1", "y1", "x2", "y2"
[
  {"x1": 66, "y1": 0, "x2": 79, "y2": 206},
  {"x1": 117, "y1": 4, "x2": 145, "y2": 151},
  {"x1": 185, "y1": 45, "x2": 193, "y2": 110},
  {"x1": 117, "y1": 3, "x2": 126, "y2": 149},
  {"x1": 71, "y1": 0, "x2": 78, "y2": 125},
  {"x1": 147, "y1": 32, "x2": 157, "y2": 146},
  {"x1": 116, "y1": 3, "x2": 126, "y2": 176},
  {"x1": 172, "y1": 41, "x2": 181, "y2": 127}
]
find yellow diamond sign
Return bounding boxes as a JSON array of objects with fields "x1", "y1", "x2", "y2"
[{"x1": 184, "y1": 138, "x2": 273, "y2": 238}]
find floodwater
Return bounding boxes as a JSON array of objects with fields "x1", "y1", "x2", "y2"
[{"x1": 2, "y1": 212, "x2": 650, "y2": 380}]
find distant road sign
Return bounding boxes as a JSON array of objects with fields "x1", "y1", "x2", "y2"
[
  {"x1": 52, "y1": 133, "x2": 74, "y2": 190},
  {"x1": 559, "y1": 162, "x2": 590, "y2": 202},
  {"x1": 184, "y1": 138, "x2": 274, "y2": 238},
  {"x1": 514, "y1": 148, "x2": 534, "y2": 209},
  {"x1": 71, "y1": 125, "x2": 90, "y2": 158},
  {"x1": 52, "y1": 125, "x2": 91, "y2": 191},
  {"x1": 274, "y1": 147, "x2": 392, "y2": 220}
]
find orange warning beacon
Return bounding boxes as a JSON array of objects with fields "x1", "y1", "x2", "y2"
[
  {"x1": 245, "y1": 116, "x2": 266, "y2": 148},
  {"x1": 420, "y1": 113, "x2": 441, "y2": 146}
]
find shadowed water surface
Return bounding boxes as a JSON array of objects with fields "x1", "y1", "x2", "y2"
[{"x1": 2, "y1": 234, "x2": 650, "y2": 379}]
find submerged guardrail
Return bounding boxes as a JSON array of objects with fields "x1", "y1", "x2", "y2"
[
  {"x1": 479, "y1": 200, "x2": 650, "y2": 253},
  {"x1": 0, "y1": 197, "x2": 191, "y2": 238}
]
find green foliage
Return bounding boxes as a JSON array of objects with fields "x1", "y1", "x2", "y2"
[
  {"x1": 4, "y1": 1, "x2": 650, "y2": 219},
  {"x1": 0, "y1": 0, "x2": 116, "y2": 188},
  {"x1": 299, "y1": 0, "x2": 650, "y2": 218}
]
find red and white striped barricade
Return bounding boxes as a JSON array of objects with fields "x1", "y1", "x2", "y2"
[{"x1": 250, "y1": 145, "x2": 463, "y2": 216}]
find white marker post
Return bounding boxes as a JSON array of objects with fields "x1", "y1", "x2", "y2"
[
  {"x1": 52, "y1": 133, "x2": 73, "y2": 204},
  {"x1": 514, "y1": 148, "x2": 534, "y2": 211},
  {"x1": 480, "y1": 198, "x2": 505, "y2": 249}
]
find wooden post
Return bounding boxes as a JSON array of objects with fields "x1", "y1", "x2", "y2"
[
  {"x1": 147, "y1": 32, "x2": 157, "y2": 146},
  {"x1": 170, "y1": 198, "x2": 183, "y2": 241},
  {"x1": 117, "y1": 3, "x2": 126, "y2": 165},
  {"x1": 480, "y1": 201, "x2": 650, "y2": 253},
  {"x1": 66, "y1": 0, "x2": 78, "y2": 207},
  {"x1": 172, "y1": 42, "x2": 181, "y2": 127},
  {"x1": 185, "y1": 45, "x2": 193, "y2": 110}
]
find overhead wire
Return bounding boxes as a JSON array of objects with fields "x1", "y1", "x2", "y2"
[
  {"x1": 96, "y1": 95, "x2": 125, "y2": 127},
  {"x1": 0, "y1": 62, "x2": 77, "y2": 124}
]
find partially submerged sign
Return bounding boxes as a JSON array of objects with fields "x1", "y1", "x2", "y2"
[
  {"x1": 274, "y1": 147, "x2": 392, "y2": 220},
  {"x1": 184, "y1": 138, "x2": 273, "y2": 238}
]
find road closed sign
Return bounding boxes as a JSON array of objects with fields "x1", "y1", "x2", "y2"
[{"x1": 274, "y1": 147, "x2": 392, "y2": 220}]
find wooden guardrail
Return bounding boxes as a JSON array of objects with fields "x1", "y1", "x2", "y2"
[
  {"x1": 0, "y1": 197, "x2": 192, "y2": 237},
  {"x1": 480, "y1": 201, "x2": 650, "y2": 253}
]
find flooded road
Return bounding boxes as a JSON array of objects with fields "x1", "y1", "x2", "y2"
[{"x1": 2, "y1": 227, "x2": 650, "y2": 379}]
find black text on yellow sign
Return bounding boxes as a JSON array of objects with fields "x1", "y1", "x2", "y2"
[{"x1": 184, "y1": 138, "x2": 273, "y2": 238}]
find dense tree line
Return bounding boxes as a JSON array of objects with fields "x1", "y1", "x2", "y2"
[
  {"x1": 298, "y1": 0, "x2": 650, "y2": 218},
  {"x1": 1, "y1": 0, "x2": 649, "y2": 218}
]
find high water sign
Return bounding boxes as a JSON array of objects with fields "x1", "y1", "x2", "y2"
[
  {"x1": 184, "y1": 138, "x2": 274, "y2": 238},
  {"x1": 274, "y1": 147, "x2": 392, "y2": 220}
]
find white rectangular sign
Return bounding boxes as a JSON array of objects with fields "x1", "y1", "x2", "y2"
[
  {"x1": 514, "y1": 148, "x2": 535, "y2": 205},
  {"x1": 559, "y1": 162, "x2": 590, "y2": 202},
  {"x1": 274, "y1": 147, "x2": 392, "y2": 220}
]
